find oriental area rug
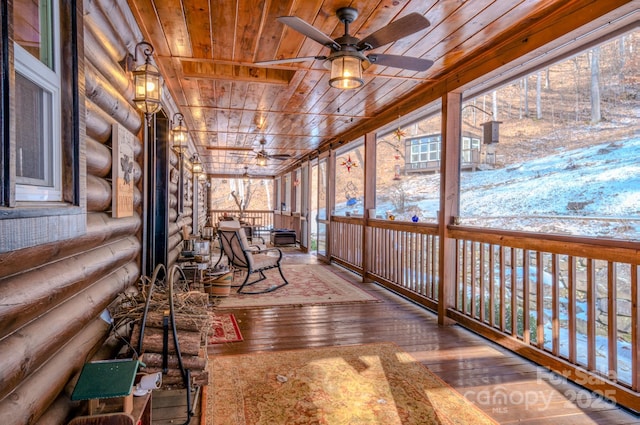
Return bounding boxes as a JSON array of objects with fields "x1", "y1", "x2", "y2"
[
  {"x1": 206, "y1": 342, "x2": 497, "y2": 425},
  {"x1": 214, "y1": 264, "x2": 379, "y2": 309},
  {"x1": 208, "y1": 313, "x2": 243, "y2": 345}
]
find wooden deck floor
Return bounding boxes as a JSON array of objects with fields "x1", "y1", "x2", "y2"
[{"x1": 161, "y1": 250, "x2": 640, "y2": 424}]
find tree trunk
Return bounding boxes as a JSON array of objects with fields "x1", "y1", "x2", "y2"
[
  {"x1": 160, "y1": 371, "x2": 209, "y2": 387},
  {"x1": 523, "y1": 77, "x2": 529, "y2": 117},
  {"x1": 492, "y1": 90, "x2": 498, "y2": 120},
  {"x1": 536, "y1": 71, "x2": 542, "y2": 120},
  {"x1": 141, "y1": 311, "x2": 211, "y2": 332},
  {"x1": 140, "y1": 352, "x2": 207, "y2": 370},
  {"x1": 130, "y1": 324, "x2": 203, "y2": 356},
  {"x1": 590, "y1": 47, "x2": 602, "y2": 123}
]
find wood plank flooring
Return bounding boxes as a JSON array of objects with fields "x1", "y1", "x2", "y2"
[{"x1": 169, "y1": 250, "x2": 640, "y2": 424}]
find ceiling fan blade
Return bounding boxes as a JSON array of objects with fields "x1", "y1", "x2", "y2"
[
  {"x1": 205, "y1": 146, "x2": 254, "y2": 151},
  {"x1": 366, "y1": 53, "x2": 433, "y2": 71},
  {"x1": 277, "y1": 16, "x2": 340, "y2": 50},
  {"x1": 254, "y1": 55, "x2": 327, "y2": 66},
  {"x1": 268, "y1": 154, "x2": 292, "y2": 160},
  {"x1": 357, "y1": 13, "x2": 430, "y2": 50}
]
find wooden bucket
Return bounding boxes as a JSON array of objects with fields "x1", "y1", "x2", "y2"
[{"x1": 203, "y1": 272, "x2": 233, "y2": 297}]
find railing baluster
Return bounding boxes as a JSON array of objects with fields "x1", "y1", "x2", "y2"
[
  {"x1": 536, "y1": 251, "x2": 544, "y2": 348},
  {"x1": 608, "y1": 262, "x2": 617, "y2": 381},
  {"x1": 568, "y1": 256, "x2": 577, "y2": 363},
  {"x1": 510, "y1": 248, "x2": 517, "y2": 337},
  {"x1": 587, "y1": 258, "x2": 596, "y2": 370},
  {"x1": 633, "y1": 264, "x2": 639, "y2": 391},
  {"x1": 479, "y1": 243, "x2": 486, "y2": 323},
  {"x1": 470, "y1": 242, "x2": 476, "y2": 318},
  {"x1": 552, "y1": 253, "x2": 560, "y2": 356},
  {"x1": 499, "y1": 246, "x2": 506, "y2": 331},
  {"x1": 489, "y1": 244, "x2": 496, "y2": 327},
  {"x1": 523, "y1": 249, "x2": 531, "y2": 344}
]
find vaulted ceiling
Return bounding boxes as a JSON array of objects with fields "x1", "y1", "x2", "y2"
[{"x1": 126, "y1": 0, "x2": 636, "y2": 178}]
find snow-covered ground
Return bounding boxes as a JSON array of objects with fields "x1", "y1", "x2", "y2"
[{"x1": 371, "y1": 137, "x2": 640, "y2": 240}]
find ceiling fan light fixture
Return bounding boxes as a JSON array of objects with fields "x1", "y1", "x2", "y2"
[
  {"x1": 256, "y1": 153, "x2": 268, "y2": 167},
  {"x1": 329, "y1": 55, "x2": 363, "y2": 90}
]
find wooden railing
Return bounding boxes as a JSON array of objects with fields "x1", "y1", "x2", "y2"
[
  {"x1": 330, "y1": 218, "x2": 440, "y2": 310},
  {"x1": 366, "y1": 220, "x2": 440, "y2": 309},
  {"x1": 447, "y1": 227, "x2": 639, "y2": 408},
  {"x1": 329, "y1": 218, "x2": 640, "y2": 410},
  {"x1": 330, "y1": 216, "x2": 364, "y2": 271},
  {"x1": 209, "y1": 210, "x2": 274, "y2": 234}
]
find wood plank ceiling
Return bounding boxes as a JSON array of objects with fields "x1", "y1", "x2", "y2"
[{"x1": 126, "y1": 0, "x2": 636, "y2": 177}]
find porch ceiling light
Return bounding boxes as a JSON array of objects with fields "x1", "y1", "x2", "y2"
[
  {"x1": 191, "y1": 154, "x2": 203, "y2": 174},
  {"x1": 329, "y1": 54, "x2": 363, "y2": 90},
  {"x1": 133, "y1": 41, "x2": 162, "y2": 125},
  {"x1": 171, "y1": 112, "x2": 188, "y2": 153},
  {"x1": 256, "y1": 152, "x2": 268, "y2": 167}
]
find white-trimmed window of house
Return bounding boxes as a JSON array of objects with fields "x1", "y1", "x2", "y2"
[{"x1": 13, "y1": 0, "x2": 62, "y2": 202}]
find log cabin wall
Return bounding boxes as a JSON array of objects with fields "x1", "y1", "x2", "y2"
[
  {"x1": 167, "y1": 149, "x2": 182, "y2": 266},
  {"x1": 0, "y1": 1, "x2": 162, "y2": 423}
]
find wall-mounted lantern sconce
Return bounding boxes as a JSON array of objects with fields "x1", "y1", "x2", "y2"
[
  {"x1": 171, "y1": 112, "x2": 188, "y2": 153},
  {"x1": 242, "y1": 166, "x2": 250, "y2": 183},
  {"x1": 191, "y1": 154, "x2": 203, "y2": 174},
  {"x1": 133, "y1": 41, "x2": 162, "y2": 126}
]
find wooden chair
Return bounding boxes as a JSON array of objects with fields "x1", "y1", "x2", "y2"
[{"x1": 218, "y1": 220, "x2": 289, "y2": 294}]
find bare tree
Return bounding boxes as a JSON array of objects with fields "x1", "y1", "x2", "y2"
[
  {"x1": 536, "y1": 71, "x2": 542, "y2": 120},
  {"x1": 230, "y1": 181, "x2": 258, "y2": 214},
  {"x1": 523, "y1": 76, "x2": 529, "y2": 117},
  {"x1": 389, "y1": 182, "x2": 406, "y2": 213},
  {"x1": 590, "y1": 47, "x2": 602, "y2": 123}
]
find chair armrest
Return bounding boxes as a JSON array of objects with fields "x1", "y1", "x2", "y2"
[
  {"x1": 249, "y1": 235, "x2": 265, "y2": 245},
  {"x1": 243, "y1": 246, "x2": 283, "y2": 260}
]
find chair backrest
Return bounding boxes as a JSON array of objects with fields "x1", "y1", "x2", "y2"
[{"x1": 218, "y1": 221, "x2": 254, "y2": 270}]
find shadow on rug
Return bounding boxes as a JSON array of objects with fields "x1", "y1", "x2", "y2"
[
  {"x1": 207, "y1": 342, "x2": 497, "y2": 425},
  {"x1": 208, "y1": 313, "x2": 243, "y2": 344},
  {"x1": 214, "y1": 264, "x2": 379, "y2": 309}
]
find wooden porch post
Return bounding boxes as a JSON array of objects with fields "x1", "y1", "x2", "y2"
[
  {"x1": 362, "y1": 132, "x2": 377, "y2": 282},
  {"x1": 438, "y1": 91, "x2": 462, "y2": 325},
  {"x1": 326, "y1": 150, "x2": 336, "y2": 260}
]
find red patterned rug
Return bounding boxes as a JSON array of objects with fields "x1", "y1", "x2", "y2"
[
  {"x1": 208, "y1": 313, "x2": 243, "y2": 344},
  {"x1": 214, "y1": 264, "x2": 379, "y2": 309}
]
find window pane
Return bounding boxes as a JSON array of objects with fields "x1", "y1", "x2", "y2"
[
  {"x1": 209, "y1": 178, "x2": 273, "y2": 211},
  {"x1": 459, "y1": 31, "x2": 640, "y2": 239},
  {"x1": 334, "y1": 142, "x2": 364, "y2": 216},
  {"x1": 14, "y1": 0, "x2": 54, "y2": 69},
  {"x1": 15, "y1": 72, "x2": 50, "y2": 185},
  {"x1": 376, "y1": 107, "x2": 441, "y2": 221},
  {"x1": 283, "y1": 174, "x2": 291, "y2": 211}
]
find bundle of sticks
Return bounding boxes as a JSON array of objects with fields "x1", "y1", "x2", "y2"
[{"x1": 112, "y1": 272, "x2": 213, "y2": 388}]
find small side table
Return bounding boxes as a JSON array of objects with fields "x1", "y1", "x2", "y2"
[{"x1": 69, "y1": 359, "x2": 151, "y2": 425}]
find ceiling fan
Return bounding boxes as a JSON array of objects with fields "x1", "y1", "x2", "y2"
[
  {"x1": 255, "y1": 7, "x2": 433, "y2": 89},
  {"x1": 255, "y1": 138, "x2": 291, "y2": 164}
]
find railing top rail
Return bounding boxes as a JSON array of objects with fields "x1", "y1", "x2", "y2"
[
  {"x1": 367, "y1": 218, "x2": 439, "y2": 235},
  {"x1": 450, "y1": 225, "x2": 640, "y2": 263}
]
